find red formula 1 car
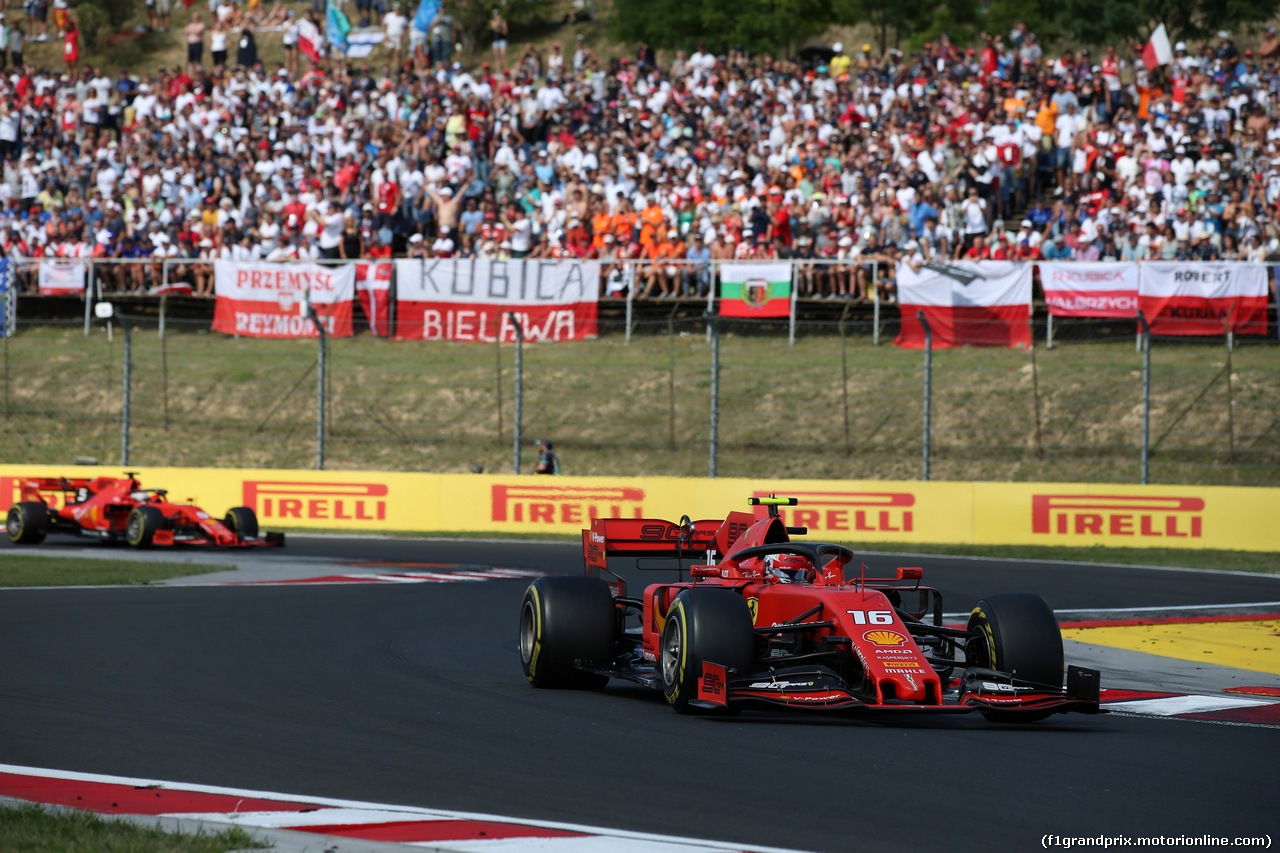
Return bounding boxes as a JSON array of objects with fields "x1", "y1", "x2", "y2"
[
  {"x1": 519, "y1": 497, "x2": 1100, "y2": 721},
  {"x1": 5, "y1": 473, "x2": 284, "y2": 548}
]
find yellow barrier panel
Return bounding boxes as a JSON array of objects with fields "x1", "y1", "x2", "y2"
[{"x1": 1, "y1": 465, "x2": 1276, "y2": 552}]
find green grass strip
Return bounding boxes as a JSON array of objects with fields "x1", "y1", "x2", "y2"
[
  {"x1": 0, "y1": 803, "x2": 267, "y2": 852},
  {"x1": 0, "y1": 556, "x2": 229, "y2": 587}
]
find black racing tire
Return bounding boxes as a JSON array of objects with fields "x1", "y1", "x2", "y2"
[
  {"x1": 659, "y1": 588, "x2": 755, "y2": 714},
  {"x1": 519, "y1": 576, "x2": 615, "y2": 689},
  {"x1": 224, "y1": 506, "x2": 259, "y2": 541},
  {"x1": 967, "y1": 594, "x2": 1064, "y2": 723},
  {"x1": 6, "y1": 502, "x2": 48, "y2": 545},
  {"x1": 126, "y1": 506, "x2": 166, "y2": 548}
]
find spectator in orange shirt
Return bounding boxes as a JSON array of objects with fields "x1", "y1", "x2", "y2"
[
  {"x1": 638, "y1": 196, "x2": 665, "y2": 248},
  {"x1": 590, "y1": 199, "x2": 612, "y2": 251},
  {"x1": 610, "y1": 198, "x2": 638, "y2": 246}
]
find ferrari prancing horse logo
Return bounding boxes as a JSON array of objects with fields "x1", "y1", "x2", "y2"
[{"x1": 747, "y1": 598, "x2": 759, "y2": 625}]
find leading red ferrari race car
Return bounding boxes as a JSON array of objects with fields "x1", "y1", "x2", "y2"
[
  {"x1": 5, "y1": 473, "x2": 284, "y2": 548},
  {"x1": 520, "y1": 496, "x2": 1100, "y2": 721}
]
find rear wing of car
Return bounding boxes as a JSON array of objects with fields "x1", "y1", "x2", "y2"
[
  {"x1": 583, "y1": 512, "x2": 756, "y2": 595},
  {"x1": 16, "y1": 477, "x2": 98, "y2": 503}
]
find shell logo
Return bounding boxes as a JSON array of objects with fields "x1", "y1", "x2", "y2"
[{"x1": 863, "y1": 630, "x2": 908, "y2": 647}]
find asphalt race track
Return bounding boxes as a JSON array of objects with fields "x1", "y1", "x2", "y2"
[{"x1": 1, "y1": 536, "x2": 1276, "y2": 852}]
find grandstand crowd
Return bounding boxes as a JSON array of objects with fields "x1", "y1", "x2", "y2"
[{"x1": 3, "y1": 7, "x2": 1280, "y2": 300}]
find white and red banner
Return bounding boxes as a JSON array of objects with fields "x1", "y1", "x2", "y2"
[
  {"x1": 212, "y1": 261, "x2": 356, "y2": 338},
  {"x1": 395, "y1": 259, "x2": 600, "y2": 342},
  {"x1": 297, "y1": 18, "x2": 323, "y2": 61},
  {"x1": 1142, "y1": 23, "x2": 1173, "y2": 68},
  {"x1": 1139, "y1": 263, "x2": 1268, "y2": 336},
  {"x1": 895, "y1": 261, "x2": 1032, "y2": 349},
  {"x1": 356, "y1": 261, "x2": 392, "y2": 336},
  {"x1": 37, "y1": 261, "x2": 87, "y2": 296},
  {"x1": 1040, "y1": 262, "x2": 1140, "y2": 318}
]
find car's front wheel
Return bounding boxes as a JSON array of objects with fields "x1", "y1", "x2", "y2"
[
  {"x1": 6, "y1": 502, "x2": 48, "y2": 545},
  {"x1": 967, "y1": 593, "x2": 1064, "y2": 722},
  {"x1": 519, "y1": 576, "x2": 615, "y2": 689},
  {"x1": 659, "y1": 588, "x2": 755, "y2": 713},
  {"x1": 224, "y1": 506, "x2": 259, "y2": 541},
  {"x1": 126, "y1": 506, "x2": 166, "y2": 548}
]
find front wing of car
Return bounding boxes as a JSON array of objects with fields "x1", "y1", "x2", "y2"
[
  {"x1": 149, "y1": 530, "x2": 286, "y2": 548},
  {"x1": 691, "y1": 661, "x2": 1102, "y2": 717}
]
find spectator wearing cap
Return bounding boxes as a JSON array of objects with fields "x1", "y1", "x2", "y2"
[{"x1": 1217, "y1": 30, "x2": 1239, "y2": 66}]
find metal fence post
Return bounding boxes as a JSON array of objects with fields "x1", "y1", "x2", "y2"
[
  {"x1": 305, "y1": 299, "x2": 327, "y2": 470},
  {"x1": 121, "y1": 320, "x2": 132, "y2": 466},
  {"x1": 83, "y1": 262, "x2": 93, "y2": 336},
  {"x1": 708, "y1": 313, "x2": 720, "y2": 479},
  {"x1": 918, "y1": 310, "x2": 932, "y2": 482},
  {"x1": 1137, "y1": 309, "x2": 1150, "y2": 485},
  {"x1": 872, "y1": 268, "x2": 881, "y2": 347},
  {"x1": 624, "y1": 266, "x2": 634, "y2": 344},
  {"x1": 1046, "y1": 312, "x2": 1054, "y2": 349},
  {"x1": 510, "y1": 311, "x2": 523, "y2": 475}
]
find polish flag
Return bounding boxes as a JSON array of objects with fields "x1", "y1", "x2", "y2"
[
  {"x1": 1142, "y1": 23, "x2": 1173, "y2": 68},
  {"x1": 297, "y1": 18, "x2": 323, "y2": 62},
  {"x1": 894, "y1": 261, "x2": 1032, "y2": 349}
]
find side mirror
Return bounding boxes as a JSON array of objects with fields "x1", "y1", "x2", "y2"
[{"x1": 896, "y1": 567, "x2": 924, "y2": 581}]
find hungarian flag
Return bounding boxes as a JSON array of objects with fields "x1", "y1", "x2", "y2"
[
  {"x1": 718, "y1": 262, "x2": 792, "y2": 318},
  {"x1": 297, "y1": 17, "x2": 323, "y2": 61},
  {"x1": 1139, "y1": 263, "x2": 1268, "y2": 336},
  {"x1": 1142, "y1": 23, "x2": 1173, "y2": 68},
  {"x1": 895, "y1": 261, "x2": 1032, "y2": 349}
]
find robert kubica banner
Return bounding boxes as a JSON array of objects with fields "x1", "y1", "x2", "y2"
[
  {"x1": 212, "y1": 261, "x2": 356, "y2": 338},
  {"x1": 1139, "y1": 263, "x2": 1268, "y2": 336},
  {"x1": 394, "y1": 259, "x2": 600, "y2": 342}
]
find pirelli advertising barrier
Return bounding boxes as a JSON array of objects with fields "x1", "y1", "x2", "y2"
[{"x1": 1, "y1": 466, "x2": 1276, "y2": 553}]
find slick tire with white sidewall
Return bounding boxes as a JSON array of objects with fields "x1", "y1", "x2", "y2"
[
  {"x1": 224, "y1": 506, "x2": 259, "y2": 541},
  {"x1": 519, "y1": 576, "x2": 615, "y2": 689},
  {"x1": 126, "y1": 506, "x2": 166, "y2": 548},
  {"x1": 967, "y1": 593, "x2": 1064, "y2": 721},
  {"x1": 6, "y1": 502, "x2": 48, "y2": 545},
  {"x1": 659, "y1": 588, "x2": 754, "y2": 714}
]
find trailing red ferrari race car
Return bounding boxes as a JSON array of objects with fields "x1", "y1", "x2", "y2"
[
  {"x1": 520, "y1": 496, "x2": 1100, "y2": 721},
  {"x1": 5, "y1": 473, "x2": 284, "y2": 548}
]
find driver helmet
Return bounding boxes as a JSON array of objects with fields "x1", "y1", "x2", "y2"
[{"x1": 764, "y1": 553, "x2": 813, "y2": 583}]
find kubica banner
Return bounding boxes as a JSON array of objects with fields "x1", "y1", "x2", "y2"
[
  {"x1": 0, "y1": 465, "x2": 1275, "y2": 552},
  {"x1": 1040, "y1": 261, "x2": 1140, "y2": 318},
  {"x1": 394, "y1": 259, "x2": 599, "y2": 342},
  {"x1": 1139, "y1": 262, "x2": 1268, "y2": 336}
]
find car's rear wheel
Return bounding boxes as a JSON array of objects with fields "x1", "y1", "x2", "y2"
[
  {"x1": 519, "y1": 576, "x2": 615, "y2": 689},
  {"x1": 126, "y1": 506, "x2": 166, "y2": 548},
  {"x1": 967, "y1": 593, "x2": 1064, "y2": 722},
  {"x1": 659, "y1": 588, "x2": 755, "y2": 714},
  {"x1": 224, "y1": 506, "x2": 259, "y2": 541},
  {"x1": 6, "y1": 502, "x2": 48, "y2": 545}
]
